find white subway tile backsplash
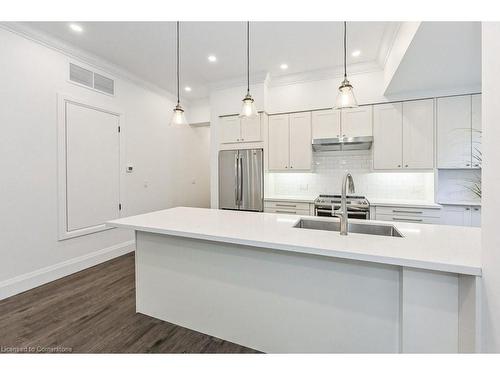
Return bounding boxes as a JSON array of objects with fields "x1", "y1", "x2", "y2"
[{"x1": 265, "y1": 150, "x2": 434, "y2": 201}]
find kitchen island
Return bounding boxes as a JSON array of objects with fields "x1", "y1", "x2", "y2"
[{"x1": 107, "y1": 207, "x2": 481, "y2": 353}]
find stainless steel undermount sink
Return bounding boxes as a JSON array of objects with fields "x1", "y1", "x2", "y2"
[{"x1": 293, "y1": 219, "x2": 403, "y2": 237}]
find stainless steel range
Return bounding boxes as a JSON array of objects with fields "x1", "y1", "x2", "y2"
[{"x1": 314, "y1": 194, "x2": 370, "y2": 219}]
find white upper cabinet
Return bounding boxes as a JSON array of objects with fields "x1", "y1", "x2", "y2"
[
  {"x1": 373, "y1": 100, "x2": 434, "y2": 170},
  {"x1": 240, "y1": 116, "x2": 261, "y2": 143},
  {"x1": 402, "y1": 99, "x2": 434, "y2": 169},
  {"x1": 219, "y1": 114, "x2": 262, "y2": 144},
  {"x1": 471, "y1": 94, "x2": 482, "y2": 168},
  {"x1": 373, "y1": 103, "x2": 403, "y2": 170},
  {"x1": 289, "y1": 112, "x2": 312, "y2": 170},
  {"x1": 219, "y1": 116, "x2": 241, "y2": 143},
  {"x1": 268, "y1": 114, "x2": 290, "y2": 170},
  {"x1": 268, "y1": 112, "x2": 312, "y2": 171},
  {"x1": 340, "y1": 106, "x2": 373, "y2": 137},
  {"x1": 437, "y1": 95, "x2": 472, "y2": 168},
  {"x1": 312, "y1": 109, "x2": 341, "y2": 139}
]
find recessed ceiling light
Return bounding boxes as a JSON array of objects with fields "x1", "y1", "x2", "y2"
[
  {"x1": 69, "y1": 23, "x2": 83, "y2": 33},
  {"x1": 280, "y1": 63, "x2": 289, "y2": 70},
  {"x1": 208, "y1": 55, "x2": 217, "y2": 62},
  {"x1": 351, "y1": 50, "x2": 361, "y2": 57},
  {"x1": 184, "y1": 86, "x2": 192, "y2": 92}
]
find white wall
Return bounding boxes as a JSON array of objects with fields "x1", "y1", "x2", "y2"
[
  {"x1": 0, "y1": 28, "x2": 210, "y2": 298},
  {"x1": 481, "y1": 22, "x2": 500, "y2": 353}
]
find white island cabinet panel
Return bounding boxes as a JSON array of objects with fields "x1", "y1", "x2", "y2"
[
  {"x1": 437, "y1": 95, "x2": 472, "y2": 168},
  {"x1": 402, "y1": 99, "x2": 434, "y2": 169},
  {"x1": 312, "y1": 109, "x2": 341, "y2": 139},
  {"x1": 373, "y1": 103, "x2": 403, "y2": 170}
]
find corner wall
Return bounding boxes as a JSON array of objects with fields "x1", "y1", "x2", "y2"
[{"x1": 481, "y1": 22, "x2": 500, "y2": 352}]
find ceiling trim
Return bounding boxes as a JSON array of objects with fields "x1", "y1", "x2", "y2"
[
  {"x1": 207, "y1": 71, "x2": 270, "y2": 92},
  {"x1": 0, "y1": 22, "x2": 182, "y2": 104},
  {"x1": 377, "y1": 22, "x2": 402, "y2": 68},
  {"x1": 267, "y1": 61, "x2": 382, "y2": 88}
]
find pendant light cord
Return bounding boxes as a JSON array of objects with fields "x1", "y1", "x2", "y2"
[
  {"x1": 343, "y1": 21, "x2": 347, "y2": 80},
  {"x1": 246, "y1": 21, "x2": 250, "y2": 95},
  {"x1": 176, "y1": 21, "x2": 180, "y2": 105}
]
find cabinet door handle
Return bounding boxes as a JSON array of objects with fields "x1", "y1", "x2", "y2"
[
  {"x1": 466, "y1": 163, "x2": 471, "y2": 167},
  {"x1": 276, "y1": 210, "x2": 297, "y2": 214},
  {"x1": 405, "y1": 164, "x2": 409, "y2": 168},
  {"x1": 290, "y1": 166, "x2": 293, "y2": 169},
  {"x1": 393, "y1": 210, "x2": 423, "y2": 214},
  {"x1": 276, "y1": 203, "x2": 297, "y2": 208},
  {"x1": 473, "y1": 208, "x2": 479, "y2": 211},
  {"x1": 393, "y1": 217, "x2": 423, "y2": 222},
  {"x1": 466, "y1": 208, "x2": 470, "y2": 211},
  {"x1": 397, "y1": 165, "x2": 401, "y2": 168}
]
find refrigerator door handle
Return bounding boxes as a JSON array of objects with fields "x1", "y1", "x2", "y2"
[
  {"x1": 234, "y1": 154, "x2": 239, "y2": 206},
  {"x1": 239, "y1": 156, "x2": 243, "y2": 207}
]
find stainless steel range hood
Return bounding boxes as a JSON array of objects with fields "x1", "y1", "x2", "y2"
[{"x1": 312, "y1": 136, "x2": 373, "y2": 152}]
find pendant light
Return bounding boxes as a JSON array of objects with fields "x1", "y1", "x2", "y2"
[
  {"x1": 239, "y1": 21, "x2": 258, "y2": 119},
  {"x1": 334, "y1": 21, "x2": 358, "y2": 109},
  {"x1": 170, "y1": 21, "x2": 188, "y2": 126}
]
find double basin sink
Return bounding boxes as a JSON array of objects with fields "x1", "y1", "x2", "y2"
[{"x1": 294, "y1": 218, "x2": 403, "y2": 237}]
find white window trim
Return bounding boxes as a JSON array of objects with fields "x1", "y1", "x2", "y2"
[{"x1": 57, "y1": 93, "x2": 125, "y2": 240}]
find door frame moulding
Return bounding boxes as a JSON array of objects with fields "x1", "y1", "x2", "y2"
[{"x1": 57, "y1": 93, "x2": 125, "y2": 240}]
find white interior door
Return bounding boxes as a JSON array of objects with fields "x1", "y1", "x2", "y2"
[
  {"x1": 373, "y1": 103, "x2": 403, "y2": 170},
  {"x1": 402, "y1": 99, "x2": 434, "y2": 169},
  {"x1": 437, "y1": 95, "x2": 472, "y2": 168},
  {"x1": 311, "y1": 109, "x2": 341, "y2": 139},
  {"x1": 341, "y1": 106, "x2": 373, "y2": 137},
  {"x1": 65, "y1": 101, "x2": 120, "y2": 232},
  {"x1": 268, "y1": 114, "x2": 290, "y2": 171},
  {"x1": 289, "y1": 112, "x2": 312, "y2": 170}
]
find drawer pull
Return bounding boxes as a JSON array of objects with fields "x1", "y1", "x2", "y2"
[
  {"x1": 393, "y1": 217, "x2": 423, "y2": 222},
  {"x1": 275, "y1": 203, "x2": 297, "y2": 208},
  {"x1": 276, "y1": 210, "x2": 297, "y2": 214},
  {"x1": 392, "y1": 210, "x2": 423, "y2": 214}
]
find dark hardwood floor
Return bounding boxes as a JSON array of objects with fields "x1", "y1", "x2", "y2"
[{"x1": 0, "y1": 253, "x2": 259, "y2": 353}]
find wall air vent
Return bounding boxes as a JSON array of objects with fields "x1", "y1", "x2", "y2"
[{"x1": 69, "y1": 63, "x2": 115, "y2": 96}]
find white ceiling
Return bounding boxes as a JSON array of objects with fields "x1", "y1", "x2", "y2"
[
  {"x1": 385, "y1": 22, "x2": 481, "y2": 95},
  {"x1": 20, "y1": 21, "x2": 399, "y2": 99}
]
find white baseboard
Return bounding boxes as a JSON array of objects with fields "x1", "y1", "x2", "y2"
[{"x1": 0, "y1": 240, "x2": 135, "y2": 301}]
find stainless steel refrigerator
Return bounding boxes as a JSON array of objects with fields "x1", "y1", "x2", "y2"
[{"x1": 219, "y1": 148, "x2": 264, "y2": 212}]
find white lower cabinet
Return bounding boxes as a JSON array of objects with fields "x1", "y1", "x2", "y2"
[
  {"x1": 374, "y1": 205, "x2": 441, "y2": 225},
  {"x1": 264, "y1": 200, "x2": 314, "y2": 216},
  {"x1": 441, "y1": 205, "x2": 481, "y2": 227}
]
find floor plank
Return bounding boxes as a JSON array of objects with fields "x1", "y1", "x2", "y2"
[{"x1": 0, "y1": 253, "x2": 259, "y2": 353}]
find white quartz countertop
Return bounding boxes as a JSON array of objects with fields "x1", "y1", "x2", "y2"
[{"x1": 107, "y1": 207, "x2": 481, "y2": 276}]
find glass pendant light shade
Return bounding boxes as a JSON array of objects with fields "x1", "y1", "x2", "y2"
[
  {"x1": 170, "y1": 104, "x2": 188, "y2": 126},
  {"x1": 239, "y1": 93, "x2": 258, "y2": 118},
  {"x1": 334, "y1": 78, "x2": 358, "y2": 109},
  {"x1": 334, "y1": 22, "x2": 359, "y2": 110},
  {"x1": 170, "y1": 21, "x2": 188, "y2": 125},
  {"x1": 239, "y1": 22, "x2": 258, "y2": 119}
]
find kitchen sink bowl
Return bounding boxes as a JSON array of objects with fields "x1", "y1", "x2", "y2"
[{"x1": 293, "y1": 219, "x2": 403, "y2": 237}]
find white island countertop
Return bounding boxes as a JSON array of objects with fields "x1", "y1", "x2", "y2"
[{"x1": 107, "y1": 207, "x2": 481, "y2": 276}]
